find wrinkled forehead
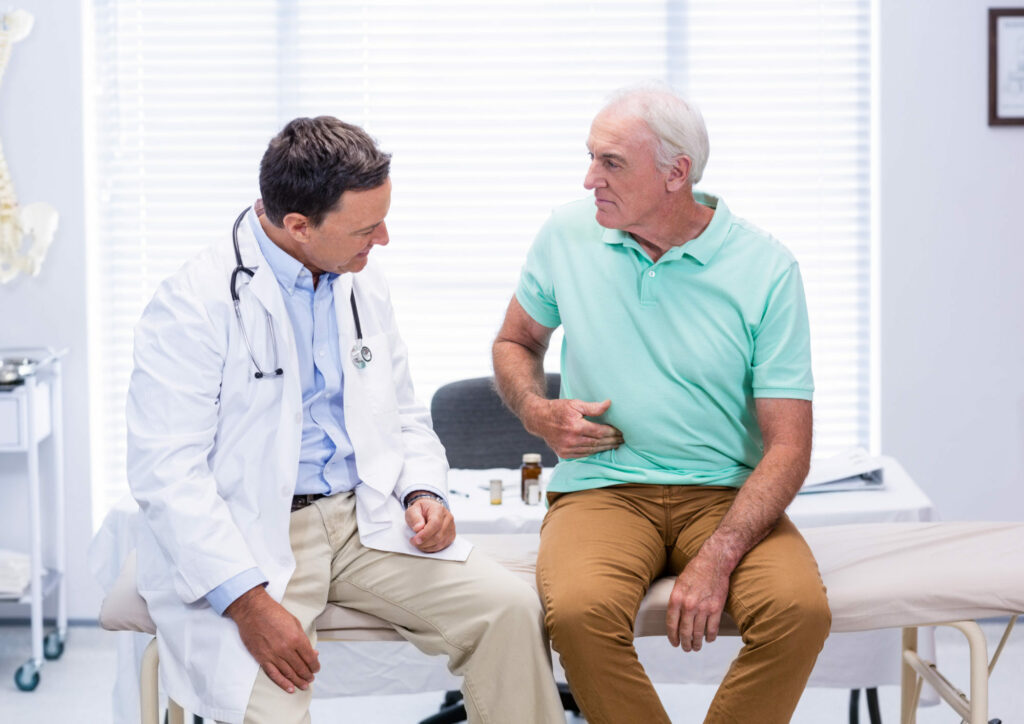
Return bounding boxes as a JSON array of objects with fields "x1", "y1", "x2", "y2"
[{"x1": 587, "y1": 109, "x2": 657, "y2": 154}]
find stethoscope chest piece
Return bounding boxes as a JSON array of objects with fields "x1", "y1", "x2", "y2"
[
  {"x1": 348, "y1": 286, "x2": 372, "y2": 368},
  {"x1": 351, "y1": 344, "x2": 373, "y2": 369}
]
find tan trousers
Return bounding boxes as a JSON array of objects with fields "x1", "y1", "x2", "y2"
[
  {"x1": 230, "y1": 492, "x2": 565, "y2": 724},
  {"x1": 537, "y1": 484, "x2": 831, "y2": 724}
]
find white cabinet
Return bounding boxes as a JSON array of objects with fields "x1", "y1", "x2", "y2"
[{"x1": 0, "y1": 349, "x2": 68, "y2": 692}]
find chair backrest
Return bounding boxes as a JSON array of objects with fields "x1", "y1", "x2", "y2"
[{"x1": 430, "y1": 375, "x2": 560, "y2": 469}]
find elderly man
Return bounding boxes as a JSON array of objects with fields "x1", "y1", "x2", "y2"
[
  {"x1": 127, "y1": 116, "x2": 564, "y2": 724},
  {"x1": 492, "y1": 87, "x2": 831, "y2": 723}
]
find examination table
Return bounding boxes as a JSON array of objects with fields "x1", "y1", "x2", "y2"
[{"x1": 100, "y1": 521, "x2": 1024, "y2": 724}]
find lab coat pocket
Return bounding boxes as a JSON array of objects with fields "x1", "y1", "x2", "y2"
[{"x1": 353, "y1": 332, "x2": 399, "y2": 415}]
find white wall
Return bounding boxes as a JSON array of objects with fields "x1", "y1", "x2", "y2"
[
  {"x1": 0, "y1": 0, "x2": 101, "y2": 620},
  {"x1": 0, "y1": 0, "x2": 1021, "y2": 624},
  {"x1": 879, "y1": 0, "x2": 1024, "y2": 520}
]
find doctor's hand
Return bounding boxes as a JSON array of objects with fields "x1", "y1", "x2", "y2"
[
  {"x1": 665, "y1": 548, "x2": 733, "y2": 653},
  {"x1": 225, "y1": 586, "x2": 320, "y2": 694},
  {"x1": 521, "y1": 397, "x2": 623, "y2": 459},
  {"x1": 404, "y1": 493, "x2": 456, "y2": 553}
]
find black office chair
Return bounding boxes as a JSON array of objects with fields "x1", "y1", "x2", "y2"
[
  {"x1": 430, "y1": 374, "x2": 561, "y2": 469},
  {"x1": 420, "y1": 374, "x2": 580, "y2": 724}
]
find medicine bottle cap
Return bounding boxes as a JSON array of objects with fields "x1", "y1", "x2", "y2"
[{"x1": 522, "y1": 453, "x2": 542, "y2": 464}]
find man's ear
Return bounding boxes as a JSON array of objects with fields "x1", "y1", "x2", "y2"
[
  {"x1": 665, "y1": 155, "x2": 692, "y2": 192},
  {"x1": 281, "y1": 212, "x2": 312, "y2": 244}
]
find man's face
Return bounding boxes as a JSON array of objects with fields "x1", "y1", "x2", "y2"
[
  {"x1": 584, "y1": 110, "x2": 670, "y2": 232},
  {"x1": 299, "y1": 177, "x2": 392, "y2": 276}
]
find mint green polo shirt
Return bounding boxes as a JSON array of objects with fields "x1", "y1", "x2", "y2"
[{"x1": 515, "y1": 192, "x2": 813, "y2": 493}]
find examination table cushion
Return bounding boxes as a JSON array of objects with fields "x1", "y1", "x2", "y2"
[{"x1": 101, "y1": 522, "x2": 1024, "y2": 641}]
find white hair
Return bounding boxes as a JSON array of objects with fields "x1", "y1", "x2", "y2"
[{"x1": 602, "y1": 83, "x2": 710, "y2": 185}]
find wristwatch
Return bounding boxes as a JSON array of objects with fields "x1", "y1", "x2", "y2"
[{"x1": 403, "y1": 491, "x2": 449, "y2": 510}]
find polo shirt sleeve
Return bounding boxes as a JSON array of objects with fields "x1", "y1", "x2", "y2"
[
  {"x1": 751, "y1": 262, "x2": 814, "y2": 400},
  {"x1": 514, "y1": 218, "x2": 562, "y2": 329}
]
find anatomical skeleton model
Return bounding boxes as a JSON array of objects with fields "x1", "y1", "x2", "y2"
[{"x1": 1, "y1": 9, "x2": 59, "y2": 283}]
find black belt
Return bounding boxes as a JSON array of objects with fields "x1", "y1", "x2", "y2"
[{"x1": 291, "y1": 493, "x2": 327, "y2": 512}]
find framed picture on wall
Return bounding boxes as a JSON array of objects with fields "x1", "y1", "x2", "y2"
[{"x1": 989, "y1": 7, "x2": 1024, "y2": 125}]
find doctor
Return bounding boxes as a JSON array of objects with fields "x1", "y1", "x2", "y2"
[{"x1": 127, "y1": 116, "x2": 564, "y2": 724}]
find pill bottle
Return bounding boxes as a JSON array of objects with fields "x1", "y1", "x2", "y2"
[
  {"x1": 526, "y1": 484, "x2": 541, "y2": 505},
  {"x1": 521, "y1": 453, "x2": 542, "y2": 503}
]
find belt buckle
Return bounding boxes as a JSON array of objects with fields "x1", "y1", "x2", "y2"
[{"x1": 291, "y1": 492, "x2": 327, "y2": 512}]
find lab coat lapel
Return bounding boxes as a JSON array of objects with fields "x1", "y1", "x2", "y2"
[
  {"x1": 331, "y1": 273, "x2": 400, "y2": 515},
  {"x1": 235, "y1": 213, "x2": 296, "y2": 364},
  {"x1": 234, "y1": 213, "x2": 303, "y2": 486}
]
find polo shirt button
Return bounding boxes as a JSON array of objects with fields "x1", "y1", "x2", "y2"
[{"x1": 648, "y1": 270, "x2": 656, "y2": 277}]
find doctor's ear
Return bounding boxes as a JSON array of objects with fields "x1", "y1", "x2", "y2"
[{"x1": 281, "y1": 212, "x2": 313, "y2": 244}]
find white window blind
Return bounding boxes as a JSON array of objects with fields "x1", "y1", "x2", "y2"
[
  {"x1": 89, "y1": 0, "x2": 872, "y2": 528},
  {"x1": 679, "y1": 0, "x2": 872, "y2": 456}
]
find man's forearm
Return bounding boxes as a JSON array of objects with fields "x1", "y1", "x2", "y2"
[
  {"x1": 697, "y1": 443, "x2": 810, "y2": 570},
  {"x1": 492, "y1": 337, "x2": 548, "y2": 422}
]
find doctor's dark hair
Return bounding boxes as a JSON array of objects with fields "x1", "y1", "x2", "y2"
[{"x1": 258, "y1": 116, "x2": 391, "y2": 227}]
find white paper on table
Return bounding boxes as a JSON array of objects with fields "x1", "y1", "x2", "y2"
[{"x1": 800, "y1": 448, "x2": 884, "y2": 494}]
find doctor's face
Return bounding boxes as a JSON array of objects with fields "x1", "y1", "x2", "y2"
[{"x1": 298, "y1": 177, "x2": 392, "y2": 276}]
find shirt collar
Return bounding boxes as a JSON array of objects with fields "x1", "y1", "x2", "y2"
[
  {"x1": 247, "y1": 207, "x2": 318, "y2": 294},
  {"x1": 600, "y1": 190, "x2": 730, "y2": 266}
]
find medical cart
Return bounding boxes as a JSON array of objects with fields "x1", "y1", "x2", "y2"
[{"x1": 0, "y1": 348, "x2": 68, "y2": 691}]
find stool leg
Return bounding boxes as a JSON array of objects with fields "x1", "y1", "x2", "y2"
[
  {"x1": 168, "y1": 698, "x2": 185, "y2": 724},
  {"x1": 901, "y1": 627, "x2": 918, "y2": 724},
  {"x1": 141, "y1": 638, "x2": 161, "y2": 724},
  {"x1": 849, "y1": 688, "x2": 860, "y2": 724}
]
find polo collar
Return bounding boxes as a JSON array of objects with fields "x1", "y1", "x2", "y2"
[{"x1": 600, "y1": 191, "x2": 730, "y2": 266}]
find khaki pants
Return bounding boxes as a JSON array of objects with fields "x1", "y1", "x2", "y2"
[
  {"x1": 231, "y1": 492, "x2": 564, "y2": 724},
  {"x1": 537, "y1": 484, "x2": 831, "y2": 724}
]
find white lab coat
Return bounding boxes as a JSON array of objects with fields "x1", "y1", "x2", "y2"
[{"x1": 126, "y1": 209, "x2": 468, "y2": 722}]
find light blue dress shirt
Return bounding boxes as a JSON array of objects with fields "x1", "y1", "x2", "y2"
[
  {"x1": 206, "y1": 210, "x2": 362, "y2": 614},
  {"x1": 206, "y1": 210, "x2": 447, "y2": 614}
]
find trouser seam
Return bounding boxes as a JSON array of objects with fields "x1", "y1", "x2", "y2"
[{"x1": 460, "y1": 672, "x2": 489, "y2": 723}]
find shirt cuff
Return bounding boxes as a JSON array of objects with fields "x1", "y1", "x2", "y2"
[{"x1": 205, "y1": 567, "x2": 268, "y2": 615}]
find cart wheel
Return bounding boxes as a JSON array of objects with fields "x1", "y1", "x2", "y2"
[
  {"x1": 43, "y1": 631, "x2": 64, "y2": 660},
  {"x1": 14, "y1": 661, "x2": 40, "y2": 691}
]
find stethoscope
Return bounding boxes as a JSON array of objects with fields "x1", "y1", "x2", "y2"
[{"x1": 230, "y1": 207, "x2": 373, "y2": 379}]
